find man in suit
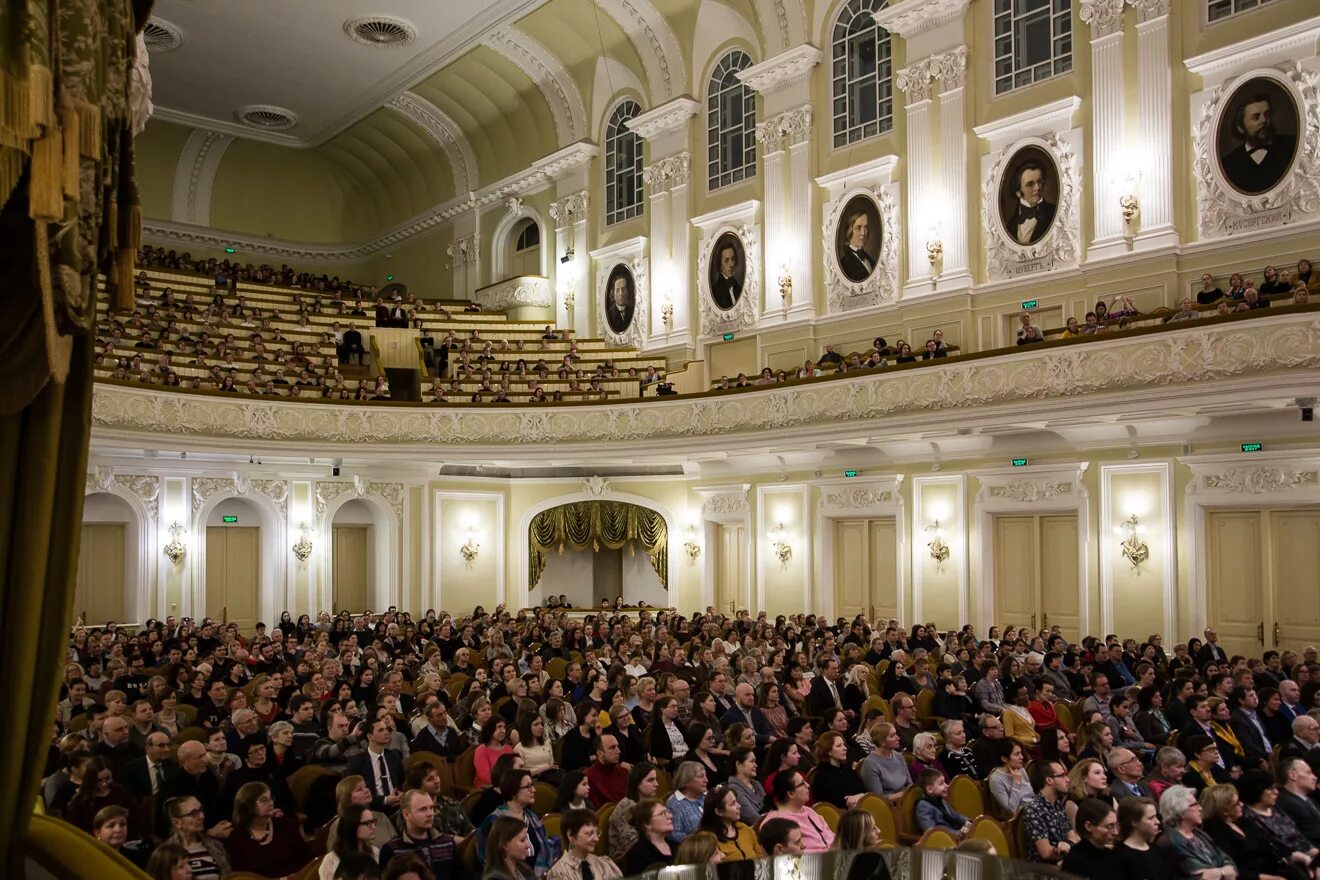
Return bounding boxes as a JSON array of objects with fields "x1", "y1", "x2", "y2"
[
  {"x1": 1220, "y1": 92, "x2": 1297, "y2": 195},
  {"x1": 339, "y1": 324, "x2": 365, "y2": 365},
  {"x1": 94, "y1": 716, "x2": 142, "y2": 778},
  {"x1": 708, "y1": 670, "x2": 737, "y2": 718},
  {"x1": 710, "y1": 242, "x2": 742, "y2": 310},
  {"x1": 806, "y1": 656, "x2": 847, "y2": 719},
  {"x1": 412, "y1": 701, "x2": 463, "y2": 759},
  {"x1": 1105, "y1": 748, "x2": 1153, "y2": 800},
  {"x1": 605, "y1": 274, "x2": 634, "y2": 334},
  {"x1": 839, "y1": 210, "x2": 876, "y2": 282},
  {"x1": 120, "y1": 731, "x2": 176, "y2": 801},
  {"x1": 346, "y1": 717, "x2": 405, "y2": 811},
  {"x1": 1006, "y1": 160, "x2": 1056, "y2": 246},
  {"x1": 156, "y1": 740, "x2": 227, "y2": 837},
  {"x1": 1278, "y1": 756, "x2": 1320, "y2": 845},
  {"x1": 1281, "y1": 714, "x2": 1320, "y2": 777},
  {"x1": 1196, "y1": 627, "x2": 1228, "y2": 668},
  {"x1": 1230, "y1": 686, "x2": 1274, "y2": 770},
  {"x1": 720, "y1": 683, "x2": 776, "y2": 747}
]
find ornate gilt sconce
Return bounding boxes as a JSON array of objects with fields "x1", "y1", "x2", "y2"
[
  {"x1": 291, "y1": 522, "x2": 313, "y2": 562},
  {"x1": 683, "y1": 524, "x2": 701, "y2": 564},
  {"x1": 777, "y1": 264, "x2": 793, "y2": 311},
  {"x1": 163, "y1": 521, "x2": 187, "y2": 565},
  {"x1": 769, "y1": 522, "x2": 793, "y2": 568},
  {"x1": 927, "y1": 519, "x2": 950, "y2": 569},
  {"x1": 1117, "y1": 513, "x2": 1149, "y2": 568},
  {"x1": 460, "y1": 526, "x2": 480, "y2": 567}
]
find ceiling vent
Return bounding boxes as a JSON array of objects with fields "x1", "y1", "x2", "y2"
[
  {"x1": 142, "y1": 18, "x2": 184, "y2": 52},
  {"x1": 344, "y1": 15, "x2": 418, "y2": 47},
  {"x1": 234, "y1": 105, "x2": 298, "y2": 132}
]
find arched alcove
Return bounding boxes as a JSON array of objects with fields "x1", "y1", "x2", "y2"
[
  {"x1": 318, "y1": 493, "x2": 398, "y2": 614},
  {"x1": 78, "y1": 493, "x2": 144, "y2": 625},
  {"x1": 195, "y1": 496, "x2": 286, "y2": 630},
  {"x1": 490, "y1": 208, "x2": 550, "y2": 281}
]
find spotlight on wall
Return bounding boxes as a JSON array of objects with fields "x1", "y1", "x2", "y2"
[
  {"x1": 560, "y1": 247, "x2": 575, "y2": 264},
  {"x1": 292, "y1": 522, "x2": 313, "y2": 562},
  {"x1": 163, "y1": 521, "x2": 187, "y2": 565},
  {"x1": 1115, "y1": 513, "x2": 1149, "y2": 568},
  {"x1": 926, "y1": 519, "x2": 950, "y2": 568},
  {"x1": 460, "y1": 526, "x2": 480, "y2": 567},
  {"x1": 683, "y1": 524, "x2": 701, "y2": 564},
  {"x1": 769, "y1": 522, "x2": 792, "y2": 568}
]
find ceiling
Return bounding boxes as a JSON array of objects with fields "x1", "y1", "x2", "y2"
[{"x1": 148, "y1": 0, "x2": 550, "y2": 146}]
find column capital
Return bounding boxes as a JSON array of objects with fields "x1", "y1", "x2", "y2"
[
  {"x1": 625, "y1": 97, "x2": 699, "y2": 141},
  {"x1": 755, "y1": 105, "x2": 812, "y2": 153},
  {"x1": 548, "y1": 191, "x2": 589, "y2": 229},
  {"x1": 935, "y1": 45, "x2": 968, "y2": 92},
  {"x1": 1079, "y1": 0, "x2": 1125, "y2": 39},
  {"x1": 898, "y1": 48, "x2": 965, "y2": 103},
  {"x1": 445, "y1": 233, "x2": 480, "y2": 265},
  {"x1": 897, "y1": 57, "x2": 939, "y2": 104},
  {"x1": 1126, "y1": 0, "x2": 1169, "y2": 23},
  {"x1": 643, "y1": 152, "x2": 691, "y2": 192}
]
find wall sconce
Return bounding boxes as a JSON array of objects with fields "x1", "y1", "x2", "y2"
[
  {"x1": 769, "y1": 522, "x2": 793, "y2": 568},
  {"x1": 661, "y1": 296, "x2": 674, "y2": 330},
  {"x1": 562, "y1": 283, "x2": 575, "y2": 312},
  {"x1": 777, "y1": 264, "x2": 792, "y2": 311},
  {"x1": 926, "y1": 519, "x2": 950, "y2": 568},
  {"x1": 683, "y1": 524, "x2": 701, "y2": 564},
  {"x1": 1116, "y1": 513, "x2": 1149, "y2": 568},
  {"x1": 925, "y1": 238, "x2": 943, "y2": 285},
  {"x1": 163, "y1": 521, "x2": 187, "y2": 565},
  {"x1": 291, "y1": 522, "x2": 313, "y2": 562},
  {"x1": 460, "y1": 526, "x2": 480, "y2": 567}
]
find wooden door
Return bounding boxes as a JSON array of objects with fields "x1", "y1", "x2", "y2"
[
  {"x1": 870, "y1": 519, "x2": 899, "y2": 621},
  {"x1": 1206, "y1": 510, "x2": 1266, "y2": 658},
  {"x1": 1270, "y1": 510, "x2": 1320, "y2": 652},
  {"x1": 993, "y1": 516, "x2": 1038, "y2": 631},
  {"x1": 1039, "y1": 515, "x2": 1081, "y2": 637},
  {"x1": 205, "y1": 527, "x2": 260, "y2": 630},
  {"x1": 332, "y1": 526, "x2": 369, "y2": 614},
  {"x1": 74, "y1": 524, "x2": 125, "y2": 625},
  {"x1": 716, "y1": 524, "x2": 744, "y2": 614},
  {"x1": 834, "y1": 520, "x2": 869, "y2": 620}
]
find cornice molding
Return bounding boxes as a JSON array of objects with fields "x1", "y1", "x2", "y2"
[
  {"x1": 626, "y1": 96, "x2": 700, "y2": 141},
  {"x1": 89, "y1": 313, "x2": 1320, "y2": 454},
  {"x1": 1184, "y1": 17, "x2": 1320, "y2": 79},
  {"x1": 736, "y1": 44, "x2": 822, "y2": 94},
  {"x1": 972, "y1": 96, "x2": 1081, "y2": 145},
  {"x1": 472, "y1": 275, "x2": 553, "y2": 311},
  {"x1": 142, "y1": 141, "x2": 598, "y2": 262},
  {"x1": 872, "y1": 0, "x2": 971, "y2": 38}
]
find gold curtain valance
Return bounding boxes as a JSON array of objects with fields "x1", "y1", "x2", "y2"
[{"x1": 528, "y1": 501, "x2": 668, "y2": 591}]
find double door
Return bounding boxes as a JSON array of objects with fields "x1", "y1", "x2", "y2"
[
  {"x1": 992, "y1": 514, "x2": 1081, "y2": 636},
  {"x1": 1207, "y1": 509, "x2": 1320, "y2": 658},
  {"x1": 205, "y1": 526, "x2": 260, "y2": 630},
  {"x1": 833, "y1": 518, "x2": 898, "y2": 622}
]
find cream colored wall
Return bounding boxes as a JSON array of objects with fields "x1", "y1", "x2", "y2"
[
  {"x1": 134, "y1": 120, "x2": 192, "y2": 220},
  {"x1": 1103, "y1": 468, "x2": 1169, "y2": 640}
]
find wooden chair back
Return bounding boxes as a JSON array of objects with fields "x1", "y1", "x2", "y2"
[
  {"x1": 856, "y1": 794, "x2": 898, "y2": 845},
  {"x1": 596, "y1": 803, "x2": 615, "y2": 855},
  {"x1": 897, "y1": 785, "x2": 923, "y2": 843},
  {"x1": 915, "y1": 828, "x2": 958, "y2": 849},
  {"x1": 812, "y1": 802, "x2": 841, "y2": 831},
  {"x1": 968, "y1": 814, "x2": 1013, "y2": 859},
  {"x1": 533, "y1": 782, "x2": 558, "y2": 816},
  {"x1": 947, "y1": 775, "x2": 984, "y2": 820}
]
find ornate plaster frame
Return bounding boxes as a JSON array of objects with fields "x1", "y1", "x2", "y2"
[
  {"x1": 591, "y1": 237, "x2": 650, "y2": 349},
  {"x1": 817, "y1": 157, "x2": 902, "y2": 314},
  {"x1": 693, "y1": 201, "x2": 761, "y2": 338},
  {"x1": 980, "y1": 133, "x2": 1083, "y2": 281}
]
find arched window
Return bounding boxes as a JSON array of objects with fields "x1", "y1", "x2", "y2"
[
  {"x1": 707, "y1": 51, "x2": 756, "y2": 190},
  {"x1": 832, "y1": 0, "x2": 893, "y2": 148},
  {"x1": 510, "y1": 218, "x2": 540, "y2": 276},
  {"x1": 605, "y1": 100, "x2": 644, "y2": 226}
]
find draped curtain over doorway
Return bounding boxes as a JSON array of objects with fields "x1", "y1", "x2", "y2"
[{"x1": 528, "y1": 501, "x2": 667, "y2": 590}]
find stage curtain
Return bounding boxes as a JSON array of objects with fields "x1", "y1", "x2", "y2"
[
  {"x1": 529, "y1": 501, "x2": 668, "y2": 590},
  {"x1": 0, "y1": 0, "x2": 141, "y2": 872}
]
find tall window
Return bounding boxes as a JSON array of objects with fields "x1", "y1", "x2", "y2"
[
  {"x1": 832, "y1": 0, "x2": 893, "y2": 148},
  {"x1": 605, "y1": 100, "x2": 643, "y2": 226},
  {"x1": 1207, "y1": 0, "x2": 1282, "y2": 22},
  {"x1": 707, "y1": 51, "x2": 757, "y2": 190},
  {"x1": 994, "y1": 0, "x2": 1072, "y2": 95},
  {"x1": 510, "y1": 219, "x2": 540, "y2": 276}
]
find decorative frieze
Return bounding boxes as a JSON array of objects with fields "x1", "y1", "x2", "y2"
[
  {"x1": 625, "y1": 97, "x2": 699, "y2": 141},
  {"x1": 702, "y1": 493, "x2": 749, "y2": 517},
  {"x1": 191, "y1": 475, "x2": 289, "y2": 515},
  {"x1": 313, "y1": 478, "x2": 405, "y2": 520},
  {"x1": 1198, "y1": 468, "x2": 1319, "y2": 495},
  {"x1": 85, "y1": 468, "x2": 161, "y2": 521},
  {"x1": 473, "y1": 276, "x2": 553, "y2": 311}
]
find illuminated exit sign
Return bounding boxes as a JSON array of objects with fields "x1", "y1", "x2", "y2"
[
  {"x1": 722, "y1": 333, "x2": 735, "y2": 341},
  {"x1": 222, "y1": 515, "x2": 238, "y2": 523},
  {"x1": 843, "y1": 470, "x2": 858, "y2": 478},
  {"x1": 1011, "y1": 458, "x2": 1029, "y2": 467},
  {"x1": 1021, "y1": 299, "x2": 1038, "y2": 309},
  {"x1": 1241, "y1": 442, "x2": 1262, "y2": 453}
]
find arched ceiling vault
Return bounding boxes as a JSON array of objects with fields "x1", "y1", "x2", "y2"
[{"x1": 482, "y1": 26, "x2": 588, "y2": 146}]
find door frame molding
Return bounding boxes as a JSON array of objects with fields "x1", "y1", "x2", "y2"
[
  {"x1": 813, "y1": 475, "x2": 906, "y2": 623},
  {"x1": 970, "y1": 463, "x2": 1090, "y2": 635},
  {"x1": 1181, "y1": 452, "x2": 1320, "y2": 637},
  {"x1": 694, "y1": 484, "x2": 751, "y2": 613}
]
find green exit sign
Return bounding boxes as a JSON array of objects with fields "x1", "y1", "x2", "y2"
[
  {"x1": 844, "y1": 470, "x2": 858, "y2": 478},
  {"x1": 222, "y1": 515, "x2": 238, "y2": 523},
  {"x1": 386, "y1": 274, "x2": 394, "y2": 281},
  {"x1": 1011, "y1": 458, "x2": 1029, "y2": 467},
  {"x1": 722, "y1": 333, "x2": 735, "y2": 341},
  {"x1": 1241, "y1": 442, "x2": 1263, "y2": 453},
  {"x1": 224, "y1": 247, "x2": 236, "y2": 254},
  {"x1": 1021, "y1": 299, "x2": 1038, "y2": 309}
]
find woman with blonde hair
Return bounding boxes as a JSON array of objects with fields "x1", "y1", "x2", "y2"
[
  {"x1": 328, "y1": 775, "x2": 393, "y2": 849},
  {"x1": 1064, "y1": 758, "x2": 1115, "y2": 825},
  {"x1": 860, "y1": 721, "x2": 911, "y2": 803},
  {"x1": 248, "y1": 674, "x2": 281, "y2": 726},
  {"x1": 675, "y1": 830, "x2": 725, "y2": 865},
  {"x1": 842, "y1": 664, "x2": 871, "y2": 716},
  {"x1": 834, "y1": 808, "x2": 882, "y2": 850}
]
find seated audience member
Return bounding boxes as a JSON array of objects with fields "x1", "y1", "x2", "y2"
[
  {"x1": 162, "y1": 795, "x2": 232, "y2": 880},
  {"x1": 987, "y1": 740, "x2": 1035, "y2": 817},
  {"x1": 1023, "y1": 760, "x2": 1077, "y2": 864},
  {"x1": 1276, "y1": 755, "x2": 1320, "y2": 846},
  {"x1": 940, "y1": 720, "x2": 983, "y2": 780},
  {"x1": 1158, "y1": 785, "x2": 1237, "y2": 880},
  {"x1": 666, "y1": 761, "x2": 709, "y2": 843},
  {"x1": 145, "y1": 841, "x2": 195, "y2": 880},
  {"x1": 811, "y1": 731, "x2": 866, "y2": 809},
  {"x1": 1200, "y1": 782, "x2": 1298, "y2": 880},
  {"x1": 1236, "y1": 288, "x2": 1269, "y2": 311},
  {"x1": 1060, "y1": 798, "x2": 1120, "y2": 880},
  {"x1": 908, "y1": 732, "x2": 949, "y2": 782},
  {"x1": 1066, "y1": 758, "x2": 1115, "y2": 826},
  {"x1": 817, "y1": 344, "x2": 843, "y2": 368},
  {"x1": 1148, "y1": 747, "x2": 1188, "y2": 803},
  {"x1": 756, "y1": 817, "x2": 805, "y2": 857},
  {"x1": 697, "y1": 785, "x2": 763, "y2": 861},
  {"x1": 474, "y1": 769, "x2": 555, "y2": 876},
  {"x1": 67, "y1": 757, "x2": 140, "y2": 836},
  {"x1": 624, "y1": 799, "x2": 676, "y2": 874},
  {"x1": 1180, "y1": 735, "x2": 1233, "y2": 795},
  {"x1": 1017, "y1": 312, "x2": 1045, "y2": 345},
  {"x1": 1107, "y1": 748, "x2": 1153, "y2": 800},
  {"x1": 320, "y1": 803, "x2": 381, "y2": 880},
  {"x1": 608, "y1": 763, "x2": 659, "y2": 863},
  {"x1": 226, "y1": 781, "x2": 311, "y2": 878},
  {"x1": 1003, "y1": 682, "x2": 1040, "y2": 749},
  {"x1": 546, "y1": 809, "x2": 622, "y2": 880},
  {"x1": 91, "y1": 804, "x2": 149, "y2": 868},
  {"x1": 761, "y1": 771, "x2": 835, "y2": 852},
  {"x1": 914, "y1": 768, "x2": 970, "y2": 835},
  {"x1": 1235, "y1": 769, "x2": 1319, "y2": 866},
  {"x1": 860, "y1": 721, "x2": 911, "y2": 802},
  {"x1": 1168, "y1": 298, "x2": 1200, "y2": 322},
  {"x1": 483, "y1": 813, "x2": 535, "y2": 880},
  {"x1": 584, "y1": 733, "x2": 627, "y2": 807},
  {"x1": 339, "y1": 325, "x2": 366, "y2": 365},
  {"x1": 1114, "y1": 798, "x2": 1169, "y2": 880},
  {"x1": 380, "y1": 790, "x2": 458, "y2": 880},
  {"x1": 1196, "y1": 274, "x2": 1225, "y2": 305}
]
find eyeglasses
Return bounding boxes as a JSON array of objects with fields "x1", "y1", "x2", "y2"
[
  {"x1": 360, "y1": 819, "x2": 378, "y2": 827},
  {"x1": 181, "y1": 808, "x2": 204, "y2": 818}
]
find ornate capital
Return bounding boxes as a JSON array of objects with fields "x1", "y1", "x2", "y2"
[
  {"x1": 736, "y1": 44, "x2": 822, "y2": 94},
  {"x1": 548, "y1": 191, "x2": 589, "y2": 229},
  {"x1": 896, "y1": 57, "x2": 939, "y2": 104},
  {"x1": 873, "y1": 0, "x2": 971, "y2": 37},
  {"x1": 934, "y1": 46, "x2": 968, "y2": 92},
  {"x1": 1079, "y1": 0, "x2": 1125, "y2": 38},
  {"x1": 1125, "y1": 0, "x2": 1169, "y2": 23},
  {"x1": 755, "y1": 105, "x2": 812, "y2": 153},
  {"x1": 446, "y1": 234, "x2": 480, "y2": 265},
  {"x1": 643, "y1": 152, "x2": 690, "y2": 192},
  {"x1": 625, "y1": 96, "x2": 700, "y2": 141}
]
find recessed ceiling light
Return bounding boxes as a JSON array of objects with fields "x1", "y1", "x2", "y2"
[
  {"x1": 234, "y1": 105, "x2": 299, "y2": 131},
  {"x1": 344, "y1": 15, "x2": 418, "y2": 47},
  {"x1": 143, "y1": 17, "x2": 184, "y2": 52}
]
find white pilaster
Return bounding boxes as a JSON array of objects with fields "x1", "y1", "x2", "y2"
[
  {"x1": 787, "y1": 139, "x2": 814, "y2": 317},
  {"x1": 935, "y1": 47, "x2": 970, "y2": 290},
  {"x1": 1130, "y1": 0, "x2": 1175, "y2": 245},
  {"x1": 641, "y1": 153, "x2": 692, "y2": 343},
  {"x1": 1081, "y1": 0, "x2": 1127, "y2": 258},
  {"x1": 897, "y1": 61, "x2": 937, "y2": 292},
  {"x1": 549, "y1": 191, "x2": 589, "y2": 336},
  {"x1": 754, "y1": 106, "x2": 815, "y2": 323}
]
